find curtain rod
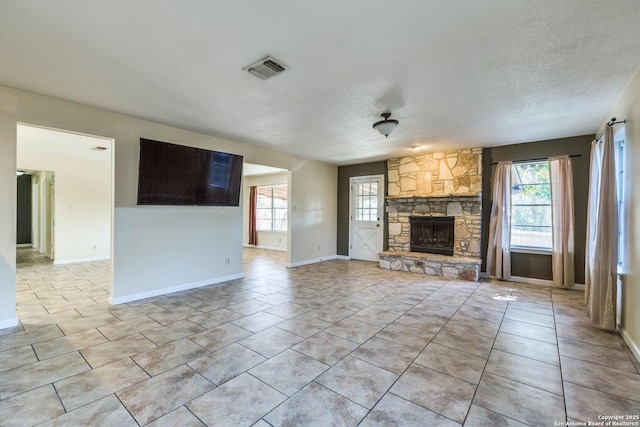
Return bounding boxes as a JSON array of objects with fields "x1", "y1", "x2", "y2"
[
  {"x1": 490, "y1": 154, "x2": 581, "y2": 166},
  {"x1": 596, "y1": 117, "x2": 626, "y2": 141}
]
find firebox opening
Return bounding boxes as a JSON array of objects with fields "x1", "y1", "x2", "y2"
[{"x1": 410, "y1": 216, "x2": 454, "y2": 256}]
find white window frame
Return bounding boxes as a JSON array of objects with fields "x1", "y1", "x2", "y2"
[
  {"x1": 510, "y1": 160, "x2": 552, "y2": 254},
  {"x1": 256, "y1": 184, "x2": 288, "y2": 232}
]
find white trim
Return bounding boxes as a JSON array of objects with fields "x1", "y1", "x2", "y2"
[
  {"x1": 243, "y1": 244, "x2": 286, "y2": 252},
  {"x1": 620, "y1": 326, "x2": 640, "y2": 364},
  {"x1": 510, "y1": 275, "x2": 585, "y2": 290},
  {"x1": 336, "y1": 255, "x2": 350, "y2": 260},
  {"x1": 287, "y1": 255, "x2": 338, "y2": 268},
  {"x1": 108, "y1": 273, "x2": 243, "y2": 305},
  {"x1": 511, "y1": 246, "x2": 552, "y2": 255},
  {"x1": 53, "y1": 256, "x2": 110, "y2": 265},
  {"x1": 16, "y1": 243, "x2": 32, "y2": 248},
  {"x1": 0, "y1": 316, "x2": 19, "y2": 330}
]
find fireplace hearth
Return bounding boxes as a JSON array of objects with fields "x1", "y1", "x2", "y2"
[{"x1": 410, "y1": 216, "x2": 454, "y2": 256}]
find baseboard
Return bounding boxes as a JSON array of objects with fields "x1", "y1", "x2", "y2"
[
  {"x1": 0, "y1": 316, "x2": 19, "y2": 330},
  {"x1": 287, "y1": 255, "x2": 338, "y2": 268},
  {"x1": 243, "y1": 244, "x2": 287, "y2": 252},
  {"x1": 54, "y1": 256, "x2": 110, "y2": 265},
  {"x1": 508, "y1": 275, "x2": 585, "y2": 290},
  {"x1": 509, "y1": 275, "x2": 554, "y2": 286},
  {"x1": 620, "y1": 326, "x2": 640, "y2": 365},
  {"x1": 16, "y1": 243, "x2": 32, "y2": 248},
  {"x1": 109, "y1": 273, "x2": 244, "y2": 305},
  {"x1": 336, "y1": 255, "x2": 350, "y2": 260}
]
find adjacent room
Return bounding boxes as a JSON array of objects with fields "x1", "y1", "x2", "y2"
[{"x1": 1, "y1": 1, "x2": 640, "y2": 426}]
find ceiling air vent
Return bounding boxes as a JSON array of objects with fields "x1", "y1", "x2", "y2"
[{"x1": 244, "y1": 56, "x2": 288, "y2": 80}]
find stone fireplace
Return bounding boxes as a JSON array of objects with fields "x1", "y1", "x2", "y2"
[
  {"x1": 379, "y1": 148, "x2": 483, "y2": 281},
  {"x1": 410, "y1": 216, "x2": 454, "y2": 255}
]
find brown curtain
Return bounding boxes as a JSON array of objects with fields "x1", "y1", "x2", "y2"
[
  {"x1": 248, "y1": 186, "x2": 258, "y2": 246},
  {"x1": 487, "y1": 161, "x2": 512, "y2": 279},
  {"x1": 549, "y1": 155, "x2": 575, "y2": 287}
]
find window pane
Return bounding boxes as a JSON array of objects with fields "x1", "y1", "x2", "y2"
[
  {"x1": 370, "y1": 196, "x2": 378, "y2": 209},
  {"x1": 255, "y1": 184, "x2": 288, "y2": 231},
  {"x1": 354, "y1": 181, "x2": 379, "y2": 222},
  {"x1": 257, "y1": 187, "x2": 272, "y2": 197},
  {"x1": 512, "y1": 184, "x2": 551, "y2": 205},
  {"x1": 513, "y1": 162, "x2": 550, "y2": 184},
  {"x1": 256, "y1": 208, "x2": 272, "y2": 220},
  {"x1": 510, "y1": 162, "x2": 552, "y2": 249},
  {"x1": 512, "y1": 205, "x2": 552, "y2": 227},
  {"x1": 512, "y1": 227, "x2": 552, "y2": 248},
  {"x1": 272, "y1": 197, "x2": 287, "y2": 208},
  {"x1": 256, "y1": 195, "x2": 272, "y2": 208},
  {"x1": 273, "y1": 208, "x2": 288, "y2": 231},
  {"x1": 256, "y1": 207, "x2": 272, "y2": 231}
]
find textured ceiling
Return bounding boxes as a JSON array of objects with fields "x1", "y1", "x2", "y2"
[
  {"x1": 17, "y1": 125, "x2": 112, "y2": 164},
  {"x1": 2, "y1": 1, "x2": 640, "y2": 165}
]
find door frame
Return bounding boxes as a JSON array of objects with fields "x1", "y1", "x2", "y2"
[{"x1": 349, "y1": 174, "x2": 385, "y2": 261}]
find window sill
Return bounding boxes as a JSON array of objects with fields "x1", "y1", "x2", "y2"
[{"x1": 511, "y1": 246, "x2": 552, "y2": 255}]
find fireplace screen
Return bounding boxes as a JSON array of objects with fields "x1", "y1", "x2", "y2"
[{"x1": 410, "y1": 216, "x2": 454, "y2": 256}]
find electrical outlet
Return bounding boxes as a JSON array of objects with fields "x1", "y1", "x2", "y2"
[{"x1": 225, "y1": 257, "x2": 230, "y2": 265}]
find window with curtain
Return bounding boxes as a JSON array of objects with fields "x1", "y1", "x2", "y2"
[
  {"x1": 256, "y1": 185, "x2": 288, "y2": 231},
  {"x1": 510, "y1": 161, "x2": 552, "y2": 250}
]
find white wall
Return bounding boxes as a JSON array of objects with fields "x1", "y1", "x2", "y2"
[
  {"x1": 18, "y1": 148, "x2": 111, "y2": 264},
  {"x1": 243, "y1": 172, "x2": 289, "y2": 251},
  {"x1": 288, "y1": 160, "x2": 338, "y2": 267},
  {"x1": 0, "y1": 114, "x2": 17, "y2": 328},
  {"x1": 0, "y1": 85, "x2": 338, "y2": 314},
  {"x1": 606, "y1": 66, "x2": 640, "y2": 361}
]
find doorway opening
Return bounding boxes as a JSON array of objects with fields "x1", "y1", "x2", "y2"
[
  {"x1": 242, "y1": 162, "x2": 290, "y2": 265},
  {"x1": 349, "y1": 174, "x2": 384, "y2": 262},
  {"x1": 16, "y1": 124, "x2": 114, "y2": 269}
]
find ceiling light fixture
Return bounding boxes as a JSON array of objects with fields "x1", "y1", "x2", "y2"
[
  {"x1": 372, "y1": 112, "x2": 399, "y2": 138},
  {"x1": 16, "y1": 170, "x2": 25, "y2": 176}
]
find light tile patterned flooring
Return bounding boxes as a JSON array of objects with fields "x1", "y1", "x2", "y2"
[{"x1": 1, "y1": 247, "x2": 639, "y2": 426}]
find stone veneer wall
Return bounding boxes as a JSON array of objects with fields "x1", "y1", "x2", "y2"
[
  {"x1": 386, "y1": 196, "x2": 482, "y2": 258},
  {"x1": 386, "y1": 148, "x2": 483, "y2": 258},
  {"x1": 381, "y1": 148, "x2": 483, "y2": 280},
  {"x1": 387, "y1": 148, "x2": 482, "y2": 197}
]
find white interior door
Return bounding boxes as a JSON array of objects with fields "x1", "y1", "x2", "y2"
[{"x1": 350, "y1": 175, "x2": 384, "y2": 261}]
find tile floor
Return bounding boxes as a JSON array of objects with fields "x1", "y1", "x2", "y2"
[{"x1": 1, "y1": 247, "x2": 639, "y2": 426}]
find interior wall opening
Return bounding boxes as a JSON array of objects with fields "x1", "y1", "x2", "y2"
[
  {"x1": 16, "y1": 123, "x2": 114, "y2": 281},
  {"x1": 242, "y1": 162, "x2": 290, "y2": 257}
]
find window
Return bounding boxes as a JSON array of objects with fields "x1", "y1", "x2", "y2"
[
  {"x1": 354, "y1": 181, "x2": 378, "y2": 221},
  {"x1": 256, "y1": 185, "x2": 288, "y2": 231},
  {"x1": 510, "y1": 161, "x2": 552, "y2": 250}
]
